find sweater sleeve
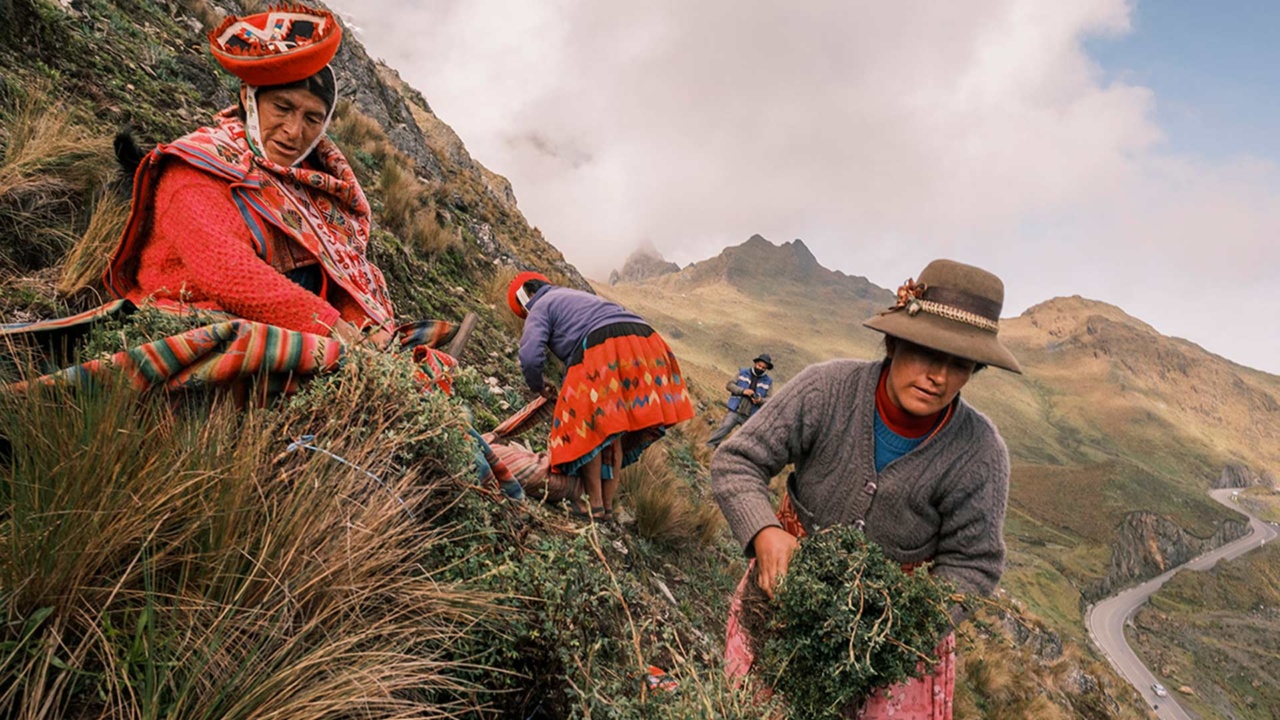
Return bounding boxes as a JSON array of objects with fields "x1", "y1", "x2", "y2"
[
  {"x1": 153, "y1": 164, "x2": 342, "y2": 335},
  {"x1": 931, "y1": 427, "x2": 1009, "y2": 610},
  {"x1": 518, "y1": 305, "x2": 552, "y2": 393},
  {"x1": 711, "y1": 363, "x2": 829, "y2": 555}
]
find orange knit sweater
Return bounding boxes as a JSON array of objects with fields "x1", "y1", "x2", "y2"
[{"x1": 131, "y1": 162, "x2": 371, "y2": 335}]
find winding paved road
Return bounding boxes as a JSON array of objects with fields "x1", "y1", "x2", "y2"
[{"x1": 1085, "y1": 489, "x2": 1278, "y2": 719}]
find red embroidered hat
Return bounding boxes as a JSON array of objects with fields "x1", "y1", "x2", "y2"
[
  {"x1": 209, "y1": 3, "x2": 342, "y2": 86},
  {"x1": 508, "y1": 271, "x2": 551, "y2": 318}
]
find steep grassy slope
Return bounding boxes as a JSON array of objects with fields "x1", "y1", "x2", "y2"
[
  {"x1": 601, "y1": 238, "x2": 1277, "y2": 647},
  {"x1": 0, "y1": 1, "x2": 1217, "y2": 716}
]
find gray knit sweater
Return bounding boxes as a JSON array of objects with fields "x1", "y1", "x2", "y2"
[{"x1": 711, "y1": 359, "x2": 1009, "y2": 600}]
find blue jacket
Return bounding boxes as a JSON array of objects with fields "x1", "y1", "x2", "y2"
[
  {"x1": 726, "y1": 368, "x2": 772, "y2": 416},
  {"x1": 518, "y1": 286, "x2": 645, "y2": 392}
]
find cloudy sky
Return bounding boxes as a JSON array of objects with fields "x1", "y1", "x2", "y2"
[{"x1": 332, "y1": 0, "x2": 1280, "y2": 374}]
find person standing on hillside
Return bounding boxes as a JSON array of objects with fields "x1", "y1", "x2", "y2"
[
  {"x1": 508, "y1": 271, "x2": 696, "y2": 522},
  {"x1": 711, "y1": 259, "x2": 1022, "y2": 718},
  {"x1": 706, "y1": 353, "x2": 775, "y2": 449}
]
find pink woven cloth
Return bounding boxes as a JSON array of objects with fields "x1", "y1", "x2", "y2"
[{"x1": 724, "y1": 560, "x2": 956, "y2": 720}]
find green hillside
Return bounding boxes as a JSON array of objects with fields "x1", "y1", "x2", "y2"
[
  {"x1": 1130, "y1": 535, "x2": 1280, "y2": 719},
  {"x1": 0, "y1": 1, "x2": 1191, "y2": 717}
]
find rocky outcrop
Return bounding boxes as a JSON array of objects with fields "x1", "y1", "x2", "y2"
[
  {"x1": 1091, "y1": 511, "x2": 1249, "y2": 598},
  {"x1": 1215, "y1": 463, "x2": 1258, "y2": 489},
  {"x1": 609, "y1": 245, "x2": 679, "y2": 285}
]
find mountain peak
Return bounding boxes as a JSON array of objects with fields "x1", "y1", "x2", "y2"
[
  {"x1": 652, "y1": 234, "x2": 891, "y2": 305},
  {"x1": 608, "y1": 243, "x2": 679, "y2": 285},
  {"x1": 1018, "y1": 296, "x2": 1159, "y2": 336}
]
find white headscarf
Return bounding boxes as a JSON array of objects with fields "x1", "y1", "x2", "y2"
[{"x1": 242, "y1": 65, "x2": 338, "y2": 167}]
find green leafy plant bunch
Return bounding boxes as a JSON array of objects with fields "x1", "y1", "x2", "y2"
[{"x1": 745, "y1": 526, "x2": 957, "y2": 719}]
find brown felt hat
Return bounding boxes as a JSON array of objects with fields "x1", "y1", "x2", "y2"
[{"x1": 862, "y1": 259, "x2": 1022, "y2": 373}]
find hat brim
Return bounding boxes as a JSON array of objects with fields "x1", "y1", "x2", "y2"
[{"x1": 863, "y1": 310, "x2": 1022, "y2": 373}]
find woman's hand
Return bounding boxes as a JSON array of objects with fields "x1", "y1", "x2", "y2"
[
  {"x1": 331, "y1": 319, "x2": 363, "y2": 345},
  {"x1": 365, "y1": 327, "x2": 395, "y2": 351},
  {"x1": 332, "y1": 320, "x2": 395, "y2": 352},
  {"x1": 752, "y1": 526, "x2": 799, "y2": 599}
]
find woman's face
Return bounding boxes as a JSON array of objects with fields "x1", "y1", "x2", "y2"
[
  {"x1": 251, "y1": 87, "x2": 328, "y2": 165},
  {"x1": 885, "y1": 339, "x2": 976, "y2": 417}
]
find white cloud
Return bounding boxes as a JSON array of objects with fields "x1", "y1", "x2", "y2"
[{"x1": 333, "y1": 0, "x2": 1280, "y2": 374}]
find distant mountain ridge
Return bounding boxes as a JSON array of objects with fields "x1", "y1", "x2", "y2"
[{"x1": 651, "y1": 234, "x2": 891, "y2": 303}]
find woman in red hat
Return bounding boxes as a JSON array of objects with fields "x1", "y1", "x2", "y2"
[
  {"x1": 508, "y1": 272, "x2": 695, "y2": 521},
  {"x1": 105, "y1": 5, "x2": 393, "y2": 349}
]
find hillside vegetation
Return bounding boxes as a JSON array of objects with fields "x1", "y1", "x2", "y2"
[
  {"x1": 0, "y1": 0, "x2": 1220, "y2": 717},
  {"x1": 1129, "y1": 537, "x2": 1280, "y2": 719}
]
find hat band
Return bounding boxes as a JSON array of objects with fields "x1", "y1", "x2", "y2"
[
  {"x1": 922, "y1": 285, "x2": 1001, "y2": 322},
  {"x1": 906, "y1": 299, "x2": 999, "y2": 333}
]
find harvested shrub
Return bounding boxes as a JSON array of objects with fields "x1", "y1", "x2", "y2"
[{"x1": 740, "y1": 526, "x2": 955, "y2": 719}]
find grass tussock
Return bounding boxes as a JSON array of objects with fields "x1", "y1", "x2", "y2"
[
  {"x1": 329, "y1": 100, "x2": 388, "y2": 156},
  {"x1": 378, "y1": 157, "x2": 459, "y2": 256},
  {"x1": 0, "y1": 354, "x2": 487, "y2": 719},
  {"x1": 57, "y1": 186, "x2": 129, "y2": 297},
  {"x1": 620, "y1": 442, "x2": 723, "y2": 549},
  {"x1": 0, "y1": 80, "x2": 114, "y2": 273},
  {"x1": 329, "y1": 101, "x2": 458, "y2": 258}
]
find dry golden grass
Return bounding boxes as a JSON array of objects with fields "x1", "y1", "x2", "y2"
[
  {"x1": 619, "y1": 444, "x2": 723, "y2": 548},
  {"x1": 0, "y1": 84, "x2": 111, "y2": 200},
  {"x1": 408, "y1": 209, "x2": 460, "y2": 255},
  {"x1": 57, "y1": 186, "x2": 129, "y2": 295},
  {"x1": 0, "y1": 81, "x2": 113, "y2": 271},
  {"x1": 483, "y1": 266, "x2": 526, "y2": 336},
  {"x1": 0, "y1": 361, "x2": 488, "y2": 718},
  {"x1": 378, "y1": 157, "x2": 421, "y2": 228},
  {"x1": 620, "y1": 447, "x2": 699, "y2": 546},
  {"x1": 330, "y1": 100, "x2": 458, "y2": 261},
  {"x1": 329, "y1": 100, "x2": 387, "y2": 156}
]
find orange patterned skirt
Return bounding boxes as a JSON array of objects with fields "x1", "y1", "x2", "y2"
[{"x1": 548, "y1": 323, "x2": 694, "y2": 475}]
